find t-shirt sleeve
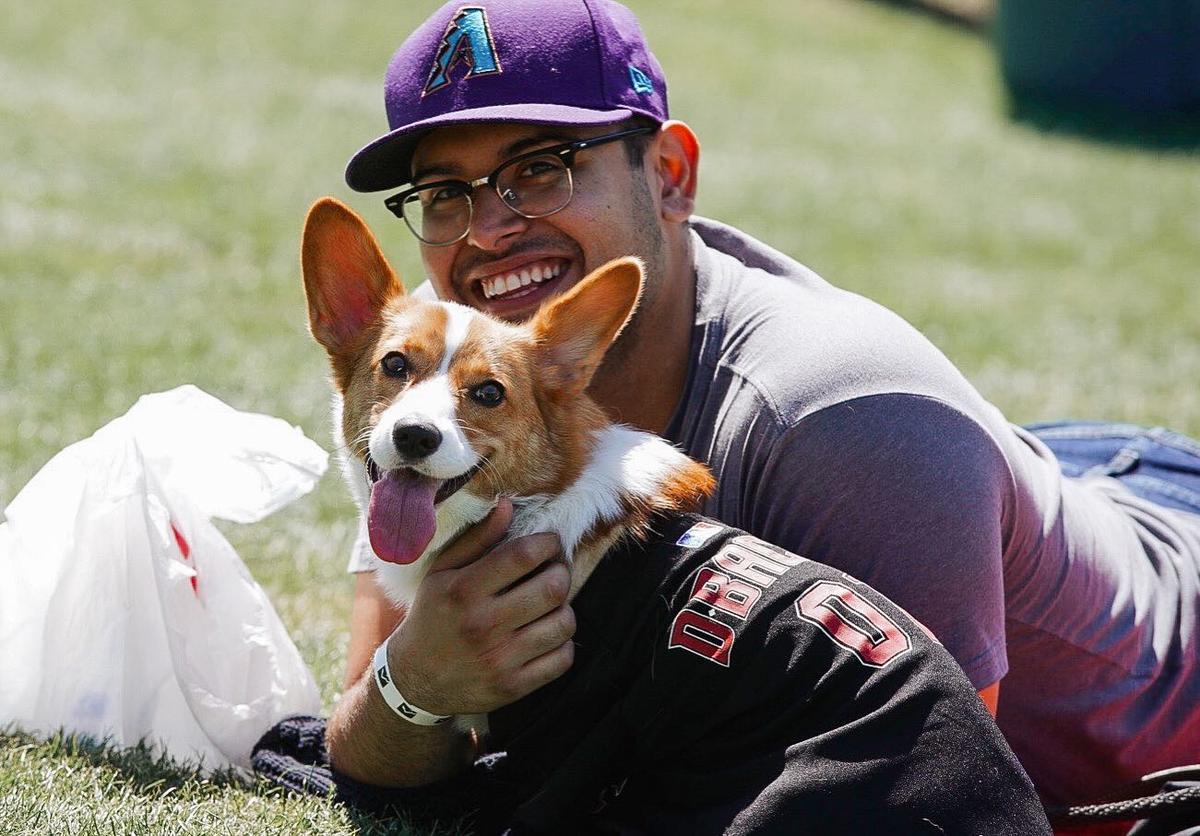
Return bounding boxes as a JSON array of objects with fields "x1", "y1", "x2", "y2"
[
  {"x1": 346, "y1": 521, "x2": 378, "y2": 573},
  {"x1": 411, "y1": 279, "x2": 437, "y2": 300},
  {"x1": 745, "y1": 393, "x2": 1012, "y2": 689}
]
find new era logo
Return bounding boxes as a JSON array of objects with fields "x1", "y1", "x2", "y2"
[{"x1": 628, "y1": 65, "x2": 653, "y2": 94}]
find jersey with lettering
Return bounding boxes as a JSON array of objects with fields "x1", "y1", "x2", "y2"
[{"x1": 486, "y1": 514, "x2": 1050, "y2": 835}]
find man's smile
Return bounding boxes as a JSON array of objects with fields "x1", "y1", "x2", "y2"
[
  {"x1": 477, "y1": 258, "x2": 566, "y2": 300},
  {"x1": 460, "y1": 254, "x2": 578, "y2": 320}
]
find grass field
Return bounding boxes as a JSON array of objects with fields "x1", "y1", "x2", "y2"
[{"x1": 2, "y1": 0, "x2": 1198, "y2": 833}]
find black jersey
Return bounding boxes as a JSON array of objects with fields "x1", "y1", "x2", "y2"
[
  {"x1": 485, "y1": 513, "x2": 1050, "y2": 834},
  {"x1": 253, "y1": 513, "x2": 1050, "y2": 832}
]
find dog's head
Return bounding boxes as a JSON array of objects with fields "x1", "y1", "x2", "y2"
[{"x1": 301, "y1": 197, "x2": 643, "y2": 565}]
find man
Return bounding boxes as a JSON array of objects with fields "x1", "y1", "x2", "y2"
[{"x1": 325, "y1": 0, "x2": 1200, "y2": 815}]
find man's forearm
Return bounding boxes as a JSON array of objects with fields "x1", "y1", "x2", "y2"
[
  {"x1": 326, "y1": 506, "x2": 571, "y2": 787},
  {"x1": 326, "y1": 661, "x2": 474, "y2": 787}
]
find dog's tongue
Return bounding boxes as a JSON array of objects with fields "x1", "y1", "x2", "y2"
[{"x1": 368, "y1": 469, "x2": 439, "y2": 565}]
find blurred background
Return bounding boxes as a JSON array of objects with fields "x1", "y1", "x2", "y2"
[{"x1": 1, "y1": 0, "x2": 1198, "y2": 829}]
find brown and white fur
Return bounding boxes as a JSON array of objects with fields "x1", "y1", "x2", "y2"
[{"x1": 301, "y1": 197, "x2": 714, "y2": 608}]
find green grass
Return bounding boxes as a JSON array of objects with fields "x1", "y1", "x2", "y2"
[
  {"x1": 1, "y1": 0, "x2": 1198, "y2": 832},
  {"x1": 0, "y1": 729, "x2": 447, "y2": 835}
]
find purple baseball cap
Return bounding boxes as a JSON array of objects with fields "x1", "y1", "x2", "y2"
[{"x1": 345, "y1": 0, "x2": 669, "y2": 193}]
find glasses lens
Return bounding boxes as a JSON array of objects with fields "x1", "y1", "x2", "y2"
[
  {"x1": 495, "y1": 154, "x2": 572, "y2": 218},
  {"x1": 402, "y1": 185, "x2": 471, "y2": 245}
]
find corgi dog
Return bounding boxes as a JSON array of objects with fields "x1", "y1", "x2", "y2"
[{"x1": 301, "y1": 198, "x2": 714, "y2": 606}]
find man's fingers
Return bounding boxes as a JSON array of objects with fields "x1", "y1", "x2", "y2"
[
  {"x1": 491, "y1": 560, "x2": 572, "y2": 629},
  {"x1": 470, "y1": 605, "x2": 575, "y2": 700},
  {"x1": 512, "y1": 640, "x2": 576, "y2": 696},
  {"x1": 464, "y1": 532, "x2": 565, "y2": 596},
  {"x1": 511, "y1": 604, "x2": 577, "y2": 660},
  {"x1": 428, "y1": 496, "x2": 514, "y2": 572}
]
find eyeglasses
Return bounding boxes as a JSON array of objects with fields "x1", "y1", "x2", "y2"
[{"x1": 384, "y1": 126, "x2": 654, "y2": 246}]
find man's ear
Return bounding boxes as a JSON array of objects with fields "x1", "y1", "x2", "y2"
[
  {"x1": 654, "y1": 121, "x2": 699, "y2": 222},
  {"x1": 530, "y1": 257, "x2": 644, "y2": 398},
  {"x1": 301, "y1": 197, "x2": 404, "y2": 357}
]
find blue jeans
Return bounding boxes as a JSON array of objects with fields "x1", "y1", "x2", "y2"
[{"x1": 1025, "y1": 421, "x2": 1200, "y2": 517}]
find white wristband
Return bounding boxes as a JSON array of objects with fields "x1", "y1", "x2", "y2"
[{"x1": 372, "y1": 643, "x2": 453, "y2": 726}]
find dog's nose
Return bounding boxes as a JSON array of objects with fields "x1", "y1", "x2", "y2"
[{"x1": 393, "y1": 422, "x2": 442, "y2": 460}]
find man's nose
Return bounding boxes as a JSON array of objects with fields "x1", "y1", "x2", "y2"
[{"x1": 467, "y1": 186, "x2": 529, "y2": 251}]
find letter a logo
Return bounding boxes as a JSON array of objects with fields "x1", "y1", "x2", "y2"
[{"x1": 424, "y1": 7, "x2": 502, "y2": 95}]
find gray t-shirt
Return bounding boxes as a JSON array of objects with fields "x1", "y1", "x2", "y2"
[{"x1": 669, "y1": 217, "x2": 1200, "y2": 804}]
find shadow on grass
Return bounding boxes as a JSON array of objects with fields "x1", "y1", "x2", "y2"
[
  {"x1": 342, "y1": 809, "x2": 475, "y2": 836},
  {"x1": 8, "y1": 728, "x2": 244, "y2": 794},
  {"x1": 866, "y1": 0, "x2": 992, "y2": 32},
  {"x1": 0, "y1": 729, "x2": 474, "y2": 836},
  {"x1": 1006, "y1": 94, "x2": 1200, "y2": 153}
]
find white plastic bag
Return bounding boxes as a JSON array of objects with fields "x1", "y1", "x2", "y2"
[{"x1": 0, "y1": 385, "x2": 328, "y2": 772}]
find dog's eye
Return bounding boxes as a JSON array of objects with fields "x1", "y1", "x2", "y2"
[
  {"x1": 470, "y1": 380, "x2": 505, "y2": 407},
  {"x1": 380, "y1": 352, "x2": 409, "y2": 379}
]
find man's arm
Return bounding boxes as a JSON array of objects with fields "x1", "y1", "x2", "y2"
[
  {"x1": 328, "y1": 642, "x2": 475, "y2": 786},
  {"x1": 333, "y1": 575, "x2": 468, "y2": 787},
  {"x1": 327, "y1": 499, "x2": 577, "y2": 786},
  {"x1": 747, "y1": 394, "x2": 1013, "y2": 696},
  {"x1": 343, "y1": 574, "x2": 405, "y2": 692}
]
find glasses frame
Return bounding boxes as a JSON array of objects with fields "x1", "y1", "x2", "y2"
[{"x1": 384, "y1": 126, "x2": 655, "y2": 246}]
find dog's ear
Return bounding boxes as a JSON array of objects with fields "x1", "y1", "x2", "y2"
[
  {"x1": 530, "y1": 257, "x2": 644, "y2": 397},
  {"x1": 301, "y1": 197, "x2": 404, "y2": 357}
]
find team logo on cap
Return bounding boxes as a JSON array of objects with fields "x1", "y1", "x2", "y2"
[{"x1": 424, "y1": 7, "x2": 502, "y2": 95}]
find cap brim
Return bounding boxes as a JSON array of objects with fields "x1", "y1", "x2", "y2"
[{"x1": 345, "y1": 103, "x2": 636, "y2": 193}]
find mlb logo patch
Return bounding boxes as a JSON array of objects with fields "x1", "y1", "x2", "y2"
[{"x1": 676, "y1": 521, "x2": 723, "y2": 549}]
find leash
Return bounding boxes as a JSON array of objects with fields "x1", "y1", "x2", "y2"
[{"x1": 1043, "y1": 765, "x2": 1200, "y2": 834}]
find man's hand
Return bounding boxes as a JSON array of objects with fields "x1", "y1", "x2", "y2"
[
  {"x1": 327, "y1": 498, "x2": 575, "y2": 787},
  {"x1": 387, "y1": 496, "x2": 577, "y2": 715}
]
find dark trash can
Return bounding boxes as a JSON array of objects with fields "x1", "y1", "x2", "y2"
[{"x1": 997, "y1": 0, "x2": 1200, "y2": 114}]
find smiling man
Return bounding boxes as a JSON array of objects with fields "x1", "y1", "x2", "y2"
[
  {"x1": 390, "y1": 118, "x2": 696, "y2": 438},
  {"x1": 310, "y1": 0, "x2": 1200, "y2": 826}
]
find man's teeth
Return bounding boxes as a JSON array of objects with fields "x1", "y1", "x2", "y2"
[{"x1": 481, "y1": 263, "x2": 562, "y2": 299}]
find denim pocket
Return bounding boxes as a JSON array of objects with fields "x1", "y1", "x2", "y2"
[{"x1": 1024, "y1": 421, "x2": 1200, "y2": 517}]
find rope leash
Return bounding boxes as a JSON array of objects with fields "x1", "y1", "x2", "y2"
[
  {"x1": 1044, "y1": 765, "x2": 1200, "y2": 832},
  {"x1": 1045, "y1": 785, "x2": 1200, "y2": 824}
]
